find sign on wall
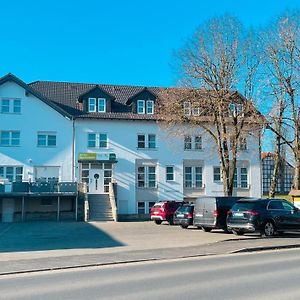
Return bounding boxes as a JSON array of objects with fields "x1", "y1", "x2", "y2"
[{"x1": 78, "y1": 152, "x2": 116, "y2": 161}]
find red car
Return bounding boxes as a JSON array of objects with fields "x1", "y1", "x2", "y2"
[{"x1": 150, "y1": 201, "x2": 182, "y2": 225}]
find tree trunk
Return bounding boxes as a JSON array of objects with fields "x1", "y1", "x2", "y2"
[{"x1": 269, "y1": 154, "x2": 280, "y2": 198}]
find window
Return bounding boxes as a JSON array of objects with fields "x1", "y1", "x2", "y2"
[
  {"x1": 195, "y1": 136, "x2": 202, "y2": 150},
  {"x1": 98, "y1": 98, "x2": 106, "y2": 113},
  {"x1": 282, "y1": 201, "x2": 294, "y2": 211},
  {"x1": 184, "y1": 166, "x2": 203, "y2": 188},
  {"x1": 88, "y1": 133, "x2": 107, "y2": 148},
  {"x1": 240, "y1": 167, "x2": 248, "y2": 188},
  {"x1": 1, "y1": 98, "x2": 21, "y2": 114},
  {"x1": 233, "y1": 168, "x2": 238, "y2": 188},
  {"x1": 0, "y1": 166, "x2": 23, "y2": 182},
  {"x1": 13, "y1": 99, "x2": 21, "y2": 113},
  {"x1": 183, "y1": 102, "x2": 191, "y2": 116},
  {"x1": 137, "y1": 100, "x2": 145, "y2": 114},
  {"x1": 88, "y1": 98, "x2": 96, "y2": 112},
  {"x1": 239, "y1": 137, "x2": 247, "y2": 151},
  {"x1": 137, "y1": 165, "x2": 157, "y2": 188},
  {"x1": 184, "y1": 136, "x2": 192, "y2": 150},
  {"x1": 232, "y1": 167, "x2": 249, "y2": 189},
  {"x1": 0, "y1": 131, "x2": 20, "y2": 146},
  {"x1": 229, "y1": 103, "x2": 244, "y2": 116},
  {"x1": 166, "y1": 166, "x2": 174, "y2": 181},
  {"x1": 148, "y1": 134, "x2": 156, "y2": 148},
  {"x1": 192, "y1": 107, "x2": 200, "y2": 116},
  {"x1": 184, "y1": 135, "x2": 202, "y2": 150},
  {"x1": 213, "y1": 167, "x2": 221, "y2": 182},
  {"x1": 268, "y1": 201, "x2": 284, "y2": 210},
  {"x1": 146, "y1": 100, "x2": 154, "y2": 114},
  {"x1": 137, "y1": 134, "x2": 156, "y2": 149},
  {"x1": 137, "y1": 135, "x2": 145, "y2": 148},
  {"x1": 137, "y1": 202, "x2": 145, "y2": 214},
  {"x1": 37, "y1": 132, "x2": 57, "y2": 147}
]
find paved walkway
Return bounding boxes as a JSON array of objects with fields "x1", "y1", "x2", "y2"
[{"x1": 0, "y1": 221, "x2": 300, "y2": 275}]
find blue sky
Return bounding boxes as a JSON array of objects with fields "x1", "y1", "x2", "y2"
[{"x1": 2, "y1": 0, "x2": 300, "y2": 86}]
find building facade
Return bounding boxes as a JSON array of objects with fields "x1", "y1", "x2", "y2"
[
  {"x1": 0, "y1": 73, "x2": 262, "y2": 221},
  {"x1": 262, "y1": 152, "x2": 294, "y2": 195}
]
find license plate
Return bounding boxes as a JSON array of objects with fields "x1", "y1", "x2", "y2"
[
  {"x1": 196, "y1": 213, "x2": 203, "y2": 217},
  {"x1": 177, "y1": 214, "x2": 184, "y2": 218},
  {"x1": 154, "y1": 211, "x2": 159, "y2": 214},
  {"x1": 234, "y1": 212, "x2": 244, "y2": 217}
]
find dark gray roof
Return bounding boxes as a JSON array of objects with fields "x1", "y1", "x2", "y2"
[{"x1": 29, "y1": 80, "x2": 163, "y2": 120}]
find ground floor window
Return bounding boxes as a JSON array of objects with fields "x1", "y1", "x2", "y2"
[
  {"x1": 233, "y1": 167, "x2": 249, "y2": 188},
  {"x1": 0, "y1": 166, "x2": 23, "y2": 182},
  {"x1": 137, "y1": 201, "x2": 156, "y2": 214}
]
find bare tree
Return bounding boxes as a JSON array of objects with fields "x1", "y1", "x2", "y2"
[
  {"x1": 262, "y1": 11, "x2": 300, "y2": 191},
  {"x1": 158, "y1": 15, "x2": 263, "y2": 196}
]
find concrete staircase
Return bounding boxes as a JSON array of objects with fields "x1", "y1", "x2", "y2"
[{"x1": 88, "y1": 194, "x2": 114, "y2": 221}]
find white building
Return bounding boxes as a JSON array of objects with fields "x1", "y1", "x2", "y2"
[{"x1": 0, "y1": 73, "x2": 262, "y2": 222}]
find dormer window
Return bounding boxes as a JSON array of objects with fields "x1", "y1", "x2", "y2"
[
  {"x1": 137, "y1": 100, "x2": 145, "y2": 114},
  {"x1": 88, "y1": 98, "x2": 96, "y2": 112},
  {"x1": 88, "y1": 97, "x2": 107, "y2": 113},
  {"x1": 146, "y1": 100, "x2": 154, "y2": 114},
  {"x1": 98, "y1": 98, "x2": 106, "y2": 113}
]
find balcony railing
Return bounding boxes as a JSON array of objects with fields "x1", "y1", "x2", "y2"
[{"x1": 0, "y1": 181, "x2": 78, "y2": 194}]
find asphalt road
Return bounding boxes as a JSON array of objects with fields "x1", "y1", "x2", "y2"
[{"x1": 1, "y1": 249, "x2": 300, "y2": 300}]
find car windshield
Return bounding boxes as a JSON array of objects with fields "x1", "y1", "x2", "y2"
[
  {"x1": 231, "y1": 202, "x2": 257, "y2": 212},
  {"x1": 177, "y1": 206, "x2": 193, "y2": 212}
]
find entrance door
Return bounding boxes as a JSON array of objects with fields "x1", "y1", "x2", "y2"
[
  {"x1": 89, "y1": 169, "x2": 104, "y2": 194},
  {"x1": 2, "y1": 198, "x2": 15, "y2": 222}
]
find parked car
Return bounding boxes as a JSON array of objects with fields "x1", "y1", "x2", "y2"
[
  {"x1": 193, "y1": 196, "x2": 243, "y2": 232},
  {"x1": 227, "y1": 198, "x2": 300, "y2": 237},
  {"x1": 173, "y1": 204, "x2": 194, "y2": 229},
  {"x1": 151, "y1": 201, "x2": 182, "y2": 225}
]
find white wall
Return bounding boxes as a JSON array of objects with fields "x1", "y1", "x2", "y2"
[
  {"x1": 75, "y1": 119, "x2": 262, "y2": 214},
  {"x1": 0, "y1": 81, "x2": 73, "y2": 181}
]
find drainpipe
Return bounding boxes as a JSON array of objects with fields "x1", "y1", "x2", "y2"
[{"x1": 72, "y1": 118, "x2": 75, "y2": 182}]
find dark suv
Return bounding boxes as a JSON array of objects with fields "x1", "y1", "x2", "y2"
[
  {"x1": 151, "y1": 201, "x2": 182, "y2": 225},
  {"x1": 227, "y1": 198, "x2": 300, "y2": 236},
  {"x1": 173, "y1": 204, "x2": 194, "y2": 228}
]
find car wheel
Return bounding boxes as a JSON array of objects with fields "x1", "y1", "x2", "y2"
[
  {"x1": 180, "y1": 224, "x2": 188, "y2": 229},
  {"x1": 202, "y1": 227, "x2": 212, "y2": 232},
  {"x1": 154, "y1": 220, "x2": 162, "y2": 225},
  {"x1": 232, "y1": 230, "x2": 244, "y2": 236},
  {"x1": 261, "y1": 221, "x2": 275, "y2": 237}
]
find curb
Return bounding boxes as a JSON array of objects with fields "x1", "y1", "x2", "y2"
[{"x1": 2, "y1": 243, "x2": 300, "y2": 276}]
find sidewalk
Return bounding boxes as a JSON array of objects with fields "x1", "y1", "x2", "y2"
[{"x1": 1, "y1": 221, "x2": 300, "y2": 275}]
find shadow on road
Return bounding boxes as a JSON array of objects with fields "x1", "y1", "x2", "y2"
[{"x1": 0, "y1": 222, "x2": 124, "y2": 252}]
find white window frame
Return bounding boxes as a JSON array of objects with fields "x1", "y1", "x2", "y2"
[
  {"x1": 213, "y1": 167, "x2": 221, "y2": 182},
  {"x1": 0, "y1": 166, "x2": 23, "y2": 182},
  {"x1": 184, "y1": 135, "x2": 202, "y2": 150},
  {"x1": 166, "y1": 166, "x2": 174, "y2": 181},
  {"x1": 87, "y1": 133, "x2": 108, "y2": 148},
  {"x1": 184, "y1": 166, "x2": 203, "y2": 188},
  {"x1": 88, "y1": 98, "x2": 97, "y2": 112},
  {"x1": 137, "y1": 100, "x2": 145, "y2": 114},
  {"x1": 137, "y1": 134, "x2": 156, "y2": 149},
  {"x1": 146, "y1": 100, "x2": 154, "y2": 114},
  {"x1": 37, "y1": 132, "x2": 57, "y2": 147},
  {"x1": 233, "y1": 167, "x2": 249, "y2": 189},
  {"x1": 137, "y1": 165, "x2": 157, "y2": 188},
  {"x1": 239, "y1": 136, "x2": 247, "y2": 151},
  {"x1": 98, "y1": 98, "x2": 106, "y2": 113},
  {"x1": 0, "y1": 130, "x2": 20, "y2": 147},
  {"x1": 0, "y1": 98, "x2": 21, "y2": 114},
  {"x1": 183, "y1": 101, "x2": 191, "y2": 116}
]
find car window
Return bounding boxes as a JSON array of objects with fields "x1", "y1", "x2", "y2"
[
  {"x1": 282, "y1": 201, "x2": 295, "y2": 211},
  {"x1": 231, "y1": 202, "x2": 256, "y2": 212},
  {"x1": 268, "y1": 201, "x2": 284, "y2": 210}
]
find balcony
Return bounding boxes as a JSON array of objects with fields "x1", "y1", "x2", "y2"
[{"x1": 0, "y1": 181, "x2": 79, "y2": 196}]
